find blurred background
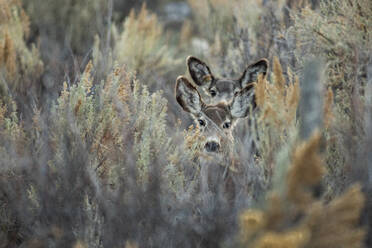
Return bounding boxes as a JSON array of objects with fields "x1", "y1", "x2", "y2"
[{"x1": 0, "y1": 0, "x2": 371, "y2": 247}]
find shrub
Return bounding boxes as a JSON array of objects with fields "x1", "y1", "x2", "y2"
[
  {"x1": 23, "y1": 0, "x2": 107, "y2": 55},
  {"x1": 185, "y1": 0, "x2": 304, "y2": 83},
  {"x1": 252, "y1": 57, "x2": 300, "y2": 183},
  {"x1": 0, "y1": 0, "x2": 43, "y2": 112},
  {"x1": 187, "y1": 0, "x2": 264, "y2": 76},
  {"x1": 113, "y1": 4, "x2": 180, "y2": 84},
  {"x1": 240, "y1": 133, "x2": 366, "y2": 248},
  {"x1": 292, "y1": 0, "x2": 372, "y2": 198},
  {"x1": 239, "y1": 56, "x2": 366, "y2": 248}
]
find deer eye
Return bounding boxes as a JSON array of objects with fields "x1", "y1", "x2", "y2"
[
  {"x1": 222, "y1": 122, "x2": 231, "y2": 129},
  {"x1": 209, "y1": 90, "x2": 217, "y2": 97},
  {"x1": 198, "y1": 119, "x2": 206, "y2": 126}
]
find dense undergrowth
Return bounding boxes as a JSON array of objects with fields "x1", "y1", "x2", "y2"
[{"x1": 0, "y1": 0, "x2": 371, "y2": 247}]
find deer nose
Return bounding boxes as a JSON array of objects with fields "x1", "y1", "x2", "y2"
[{"x1": 205, "y1": 141, "x2": 220, "y2": 153}]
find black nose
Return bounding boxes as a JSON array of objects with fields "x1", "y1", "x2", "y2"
[{"x1": 205, "y1": 141, "x2": 220, "y2": 152}]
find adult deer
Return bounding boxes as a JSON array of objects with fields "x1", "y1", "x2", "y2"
[
  {"x1": 176, "y1": 76, "x2": 253, "y2": 156},
  {"x1": 176, "y1": 57, "x2": 268, "y2": 158},
  {"x1": 175, "y1": 58, "x2": 268, "y2": 202},
  {"x1": 175, "y1": 76, "x2": 257, "y2": 202}
]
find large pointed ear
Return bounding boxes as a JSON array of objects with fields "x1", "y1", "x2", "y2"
[
  {"x1": 175, "y1": 76, "x2": 203, "y2": 115},
  {"x1": 187, "y1": 56, "x2": 213, "y2": 87},
  {"x1": 230, "y1": 86, "x2": 255, "y2": 118},
  {"x1": 240, "y1": 59, "x2": 268, "y2": 88}
]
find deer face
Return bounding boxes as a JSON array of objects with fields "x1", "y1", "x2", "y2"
[
  {"x1": 187, "y1": 56, "x2": 268, "y2": 104},
  {"x1": 176, "y1": 76, "x2": 255, "y2": 155}
]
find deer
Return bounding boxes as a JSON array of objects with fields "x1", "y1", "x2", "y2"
[
  {"x1": 175, "y1": 57, "x2": 268, "y2": 203},
  {"x1": 176, "y1": 76, "x2": 253, "y2": 157},
  {"x1": 176, "y1": 56, "x2": 268, "y2": 158}
]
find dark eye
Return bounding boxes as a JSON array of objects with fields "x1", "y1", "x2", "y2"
[
  {"x1": 223, "y1": 122, "x2": 231, "y2": 129},
  {"x1": 198, "y1": 119, "x2": 206, "y2": 126},
  {"x1": 209, "y1": 90, "x2": 216, "y2": 97}
]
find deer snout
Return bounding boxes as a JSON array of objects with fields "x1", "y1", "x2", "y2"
[{"x1": 205, "y1": 141, "x2": 220, "y2": 153}]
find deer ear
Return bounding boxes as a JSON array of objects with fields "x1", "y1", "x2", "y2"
[
  {"x1": 230, "y1": 86, "x2": 255, "y2": 118},
  {"x1": 175, "y1": 76, "x2": 203, "y2": 115},
  {"x1": 187, "y1": 56, "x2": 213, "y2": 87},
  {"x1": 240, "y1": 59, "x2": 268, "y2": 88}
]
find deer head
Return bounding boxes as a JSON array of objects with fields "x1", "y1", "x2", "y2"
[
  {"x1": 187, "y1": 56, "x2": 268, "y2": 104},
  {"x1": 176, "y1": 76, "x2": 256, "y2": 156}
]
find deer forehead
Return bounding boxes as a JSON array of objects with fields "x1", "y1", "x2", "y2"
[
  {"x1": 202, "y1": 104, "x2": 231, "y2": 125},
  {"x1": 212, "y1": 79, "x2": 239, "y2": 92}
]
